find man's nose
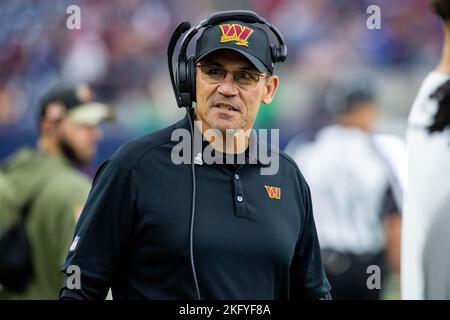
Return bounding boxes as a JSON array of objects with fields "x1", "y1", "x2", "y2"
[{"x1": 217, "y1": 72, "x2": 239, "y2": 97}]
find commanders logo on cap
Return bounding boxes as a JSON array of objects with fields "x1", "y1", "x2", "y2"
[{"x1": 219, "y1": 24, "x2": 254, "y2": 47}]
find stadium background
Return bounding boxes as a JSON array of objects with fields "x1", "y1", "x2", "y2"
[
  {"x1": 0, "y1": 0, "x2": 443, "y2": 300},
  {"x1": 0, "y1": 0, "x2": 442, "y2": 172}
]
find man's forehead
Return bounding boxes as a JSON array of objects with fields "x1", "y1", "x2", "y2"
[{"x1": 200, "y1": 49, "x2": 256, "y2": 70}]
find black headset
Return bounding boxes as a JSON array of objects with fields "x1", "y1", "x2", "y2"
[{"x1": 167, "y1": 10, "x2": 287, "y2": 109}]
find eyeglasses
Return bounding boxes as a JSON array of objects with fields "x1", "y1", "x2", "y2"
[{"x1": 197, "y1": 65, "x2": 270, "y2": 88}]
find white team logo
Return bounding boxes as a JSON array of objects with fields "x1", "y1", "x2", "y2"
[
  {"x1": 69, "y1": 235, "x2": 80, "y2": 252},
  {"x1": 194, "y1": 152, "x2": 203, "y2": 165}
]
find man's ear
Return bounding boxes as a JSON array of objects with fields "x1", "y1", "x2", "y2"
[{"x1": 262, "y1": 75, "x2": 280, "y2": 105}]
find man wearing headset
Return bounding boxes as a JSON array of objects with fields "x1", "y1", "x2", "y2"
[{"x1": 59, "y1": 10, "x2": 331, "y2": 300}]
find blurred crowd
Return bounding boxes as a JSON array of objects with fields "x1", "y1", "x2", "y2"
[{"x1": 0, "y1": 0, "x2": 443, "y2": 165}]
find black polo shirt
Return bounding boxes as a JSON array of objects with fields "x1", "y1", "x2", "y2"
[{"x1": 60, "y1": 113, "x2": 330, "y2": 300}]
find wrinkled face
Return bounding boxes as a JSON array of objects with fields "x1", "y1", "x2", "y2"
[
  {"x1": 58, "y1": 117, "x2": 102, "y2": 165},
  {"x1": 195, "y1": 49, "x2": 279, "y2": 133}
]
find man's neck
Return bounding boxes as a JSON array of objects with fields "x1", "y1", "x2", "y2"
[
  {"x1": 436, "y1": 22, "x2": 450, "y2": 75},
  {"x1": 37, "y1": 136, "x2": 61, "y2": 157}
]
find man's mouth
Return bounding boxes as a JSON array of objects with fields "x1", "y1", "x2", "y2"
[{"x1": 213, "y1": 103, "x2": 240, "y2": 113}]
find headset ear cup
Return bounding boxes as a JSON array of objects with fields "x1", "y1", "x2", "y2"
[
  {"x1": 177, "y1": 57, "x2": 194, "y2": 107},
  {"x1": 270, "y1": 45, "x2": 287, "y2": 63},
  {"x1": 188, "y1": 56, "x2": 196, "y2": 103},
  {"x1": 177, "y1": 59, "x2": 186, "y2": 91},
  {"x1": 270, "y1": 45, "x2": 280, "y2": 63},
  {"x1": 279, "y1": 45, "x2": 287, "y2": 62}
]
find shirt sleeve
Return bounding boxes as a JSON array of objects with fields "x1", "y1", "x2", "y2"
[
  {"x1": 289, "y1": 178, "x2": 331, "y2": 300},
  {"x1": 60, "y1": 159, "x2": 141, "y2": 300},
  {"x1": 380, "y1": 185, "x2": 400, "y2": 218}
]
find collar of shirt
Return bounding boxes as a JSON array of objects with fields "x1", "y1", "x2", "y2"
[{"x1": 175, "y1": 111, "x2": 271, "y2": 167}]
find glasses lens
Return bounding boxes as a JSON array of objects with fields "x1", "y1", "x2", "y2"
[
  {"x1": 234, "y1": 71, "x2": 260, "y2": 86},
  {"x1": 198, "y1": 65, "x2": 264, "y2": 87},
  {"x1": 200, "y1": 66, "x2": 226, "y2": 82}
]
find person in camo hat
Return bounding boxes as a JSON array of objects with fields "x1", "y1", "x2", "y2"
[{"x1": 0, "y1": 83, "x2": 113, "y2": 299}]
